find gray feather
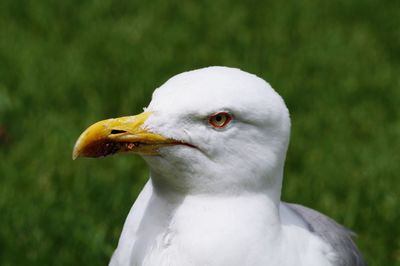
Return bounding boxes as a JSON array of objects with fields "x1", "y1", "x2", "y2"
[{"x1": 284, "y1": 203, "x2": 367, "y2": 266}]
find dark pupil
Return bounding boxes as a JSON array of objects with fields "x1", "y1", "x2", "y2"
[{"x1": 215, "y1": 115, "x2": 222, "y2": 122}]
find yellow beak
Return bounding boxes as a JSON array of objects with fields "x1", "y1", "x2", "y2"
[{"x1": 72, "y1": 112, "x2": 177, "y2": 159}]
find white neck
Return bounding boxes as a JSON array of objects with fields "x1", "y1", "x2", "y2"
[
  {"x1": 115, "y1": 174, "x2": 334, "y2": 266},
  {"x1": 130, "y1": 174, "x2": 283, "y2": 266}
]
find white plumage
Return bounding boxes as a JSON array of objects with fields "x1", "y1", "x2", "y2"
[{"x1": 75, "y1": 66, "x2": 365, "y2": 266}]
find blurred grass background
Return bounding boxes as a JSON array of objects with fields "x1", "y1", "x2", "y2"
[{"x1": 0, "y1": 0, "x2": 399, "y2": 265}]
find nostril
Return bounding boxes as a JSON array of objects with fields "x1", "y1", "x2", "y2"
[{"x1": 110, "y1": 129, "x2": 126, "y2": 135}]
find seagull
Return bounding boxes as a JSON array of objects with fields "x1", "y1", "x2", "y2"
[{"x1": 73, "y1": 67, "x2": 366, "y2": 266}]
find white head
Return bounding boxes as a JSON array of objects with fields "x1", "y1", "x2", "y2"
[
  {"x1": 143, "y1": 67, "x2": 290, "y2": 199},
  {"x1": 73, "y1": 66, "x2": 291, "y2": 201}
]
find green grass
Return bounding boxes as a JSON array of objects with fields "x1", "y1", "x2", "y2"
[{"x1": 0, "y1": 0, "x2": 399, "y2": 265}]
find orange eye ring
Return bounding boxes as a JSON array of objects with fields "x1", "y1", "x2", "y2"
[{"x1": 208, "y1": 112, "x2": 232, "y2": 128}]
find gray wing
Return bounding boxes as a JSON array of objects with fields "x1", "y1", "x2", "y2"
[{"x1": 284, "y1": 202, "x2": 367, "y2": 266}]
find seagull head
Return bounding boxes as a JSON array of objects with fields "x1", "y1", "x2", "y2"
[{"x1": 73, "y1": 67, "x2": 290, "y2": 198}]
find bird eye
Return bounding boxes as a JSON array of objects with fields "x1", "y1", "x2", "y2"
[{"x1": 208, "y1": 112, "x2": 232, "y2": 128}]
